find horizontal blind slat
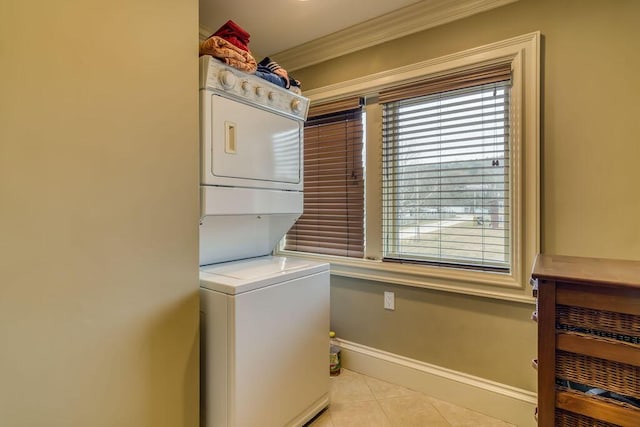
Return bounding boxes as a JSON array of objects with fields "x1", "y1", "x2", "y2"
[
  {"x1": 308, "y1": 97, "x2": 362, "y2": 118},
  {"x1": 379, "y1": 64, "x2": 511, "y2": 104}
]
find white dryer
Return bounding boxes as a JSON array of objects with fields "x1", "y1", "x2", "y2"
[{"x1": 198, "y1": 55, "x2": 309, "y2": 267}]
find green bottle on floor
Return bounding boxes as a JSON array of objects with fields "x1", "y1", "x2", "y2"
[{"x1": 329, "y1": 331, "x2": 341, "y2": 376}]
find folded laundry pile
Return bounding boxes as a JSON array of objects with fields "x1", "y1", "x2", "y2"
[
  {"x1": 255, "y1": 57, "x2": 302, "y2": 94},
  {"x1": 199, "y1": 20, "x2": 302, "y2": 93},
  {"x1": 199, "y1": 20, "x2": 257, "y2": 73}
]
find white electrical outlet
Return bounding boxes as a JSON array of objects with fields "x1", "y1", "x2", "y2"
[{"x1": 384, "y1": 291, "x2": 395, "y2": 310}]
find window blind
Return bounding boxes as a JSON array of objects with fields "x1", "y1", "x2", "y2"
[
  {"x1": 379, "y1": 64, "x2": 512, "y2": 104},
  {"x1": 285, "y1": 100, "x2": 364, "y2": 258},
  {"x1": 382, "y1": 71, "x2": 512, "y2": 271}
]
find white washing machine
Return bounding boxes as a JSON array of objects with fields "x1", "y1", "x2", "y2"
[{"x1": 200, "y1": 256, "x2": 329, "y2": 427}]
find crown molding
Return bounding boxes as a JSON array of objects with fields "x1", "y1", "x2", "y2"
[
  {"x1": 302, "y1": 31, "x2": 537, "y2": 103},
  {"x1": 273, "y1": 0, "x2": 518, "y2": 71}
]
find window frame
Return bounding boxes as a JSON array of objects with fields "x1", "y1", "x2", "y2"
[{"x1": 277, "y1": 32, "x2": 540, "y2": 303}]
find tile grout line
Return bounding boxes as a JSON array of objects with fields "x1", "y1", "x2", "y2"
[
  {"x1": 365, "y1": 371, "x2": 454, "y2": 427},
  {"x1": 427, "y1": 397, "x2": 454, "y2": 427},
  {"x1": 364, "y1": 376, "x2": 394, "y2": 426},
  {"x1": 321, "y1": 370, "x2": 513, "y2": 427}
]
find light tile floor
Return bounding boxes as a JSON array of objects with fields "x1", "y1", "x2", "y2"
[{"x1": 306, "y1": 369, "x2": 515, "y2": 427}]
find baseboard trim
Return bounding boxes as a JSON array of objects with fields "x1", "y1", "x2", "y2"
[{"x1": 338, "y1": 339, "x2": 537, "y2": 427}]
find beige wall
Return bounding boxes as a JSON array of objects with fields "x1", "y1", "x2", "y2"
[
  {"x1": 0, "y1": 1, "x2": 199, "y2": 426},
  {"x1": 331, "y1": 277, "x2": 537, "y2": 391},
  {"x1": 295, "y1": 0, "x2": 640, "y2": 391}
]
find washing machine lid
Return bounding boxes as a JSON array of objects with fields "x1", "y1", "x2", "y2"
[{"x1": 199, "y1": 256, "x2": 329, "y2": 295}]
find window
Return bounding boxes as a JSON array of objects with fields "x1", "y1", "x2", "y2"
[
  {"x1": 381, "y1": 67, "x2": 512, "y2": 272},
  {"x1": 285, "y1": 98, "x2": 365, "y2": 258},
  {"x1": 279, "y1": 33, "x2": 539, "y2": 302}
]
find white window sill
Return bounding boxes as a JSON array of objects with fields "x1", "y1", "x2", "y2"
[{"x1": 277, "y1": 249, "x2": 536, "y2": 305}]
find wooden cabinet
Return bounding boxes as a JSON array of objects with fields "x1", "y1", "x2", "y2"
[{"x1": 531, "y1": 254, "x2": 640, "y2": 427}]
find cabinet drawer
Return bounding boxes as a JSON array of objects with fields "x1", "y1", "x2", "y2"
[
  {"x1": 556, "y1": 351, "x2": 640, "y2": 399},
  {"x1": 556, "y1": 303, "x2": 640, "y2": 341},
  {"x1": 555, "y1": 390, "x2": 640, "y2": 427},
  {"x1": 556, "y1": 407, "x2": 621, "y2": 427}
]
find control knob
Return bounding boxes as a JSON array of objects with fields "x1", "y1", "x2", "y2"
[
  {"x1": 255, "y1": 86, "x2": 265, "y2": 98},
  {"x1": 291, "y1": 99, "x2": 302, "y2": 114},
  {"x1": 268, "y1": 91, "x2": 277, "y2": 102},
  {"x1": 218, "y1": 70, "x2": 236, "y2": 90},
  {"x1": 241, "y1": 80, "x2": 251, "y2": 92}
]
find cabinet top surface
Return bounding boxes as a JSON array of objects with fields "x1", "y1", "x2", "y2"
[{"x1": 532, "y1": 254, "x2": 640, "y2": 290}]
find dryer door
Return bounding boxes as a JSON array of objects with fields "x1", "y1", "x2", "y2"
[{"x1": 201, "y1": 92, "x2": 302, "y2": 191}]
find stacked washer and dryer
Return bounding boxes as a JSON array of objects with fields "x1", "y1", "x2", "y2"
[{"x1": 198, "y1": 56, "x2": 330, "y2": 427}]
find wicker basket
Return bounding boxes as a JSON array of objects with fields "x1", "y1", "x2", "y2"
[
  {"x1": 555, "y1": 408, "x2": 619, "y2": 427},
  {"x1": 556, "y1": 351, "x2": 640, "y2": 399},
  {"x1": 556, "y1": 305, "x2": 640, "y2": 343}
]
